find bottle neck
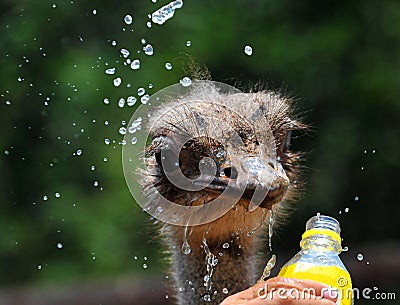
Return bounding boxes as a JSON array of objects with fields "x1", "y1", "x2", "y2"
[{"x1": 300, "y1": 235, "x2": 342, "y2": 253}]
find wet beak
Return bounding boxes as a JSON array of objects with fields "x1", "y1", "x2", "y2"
[{"x1": 217, "y1": 156, "x2": 289, "y2": 210}]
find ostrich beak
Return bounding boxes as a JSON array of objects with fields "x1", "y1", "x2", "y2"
[{"x1": 215, "y1": 156, "x2": 290, "y2": 210}]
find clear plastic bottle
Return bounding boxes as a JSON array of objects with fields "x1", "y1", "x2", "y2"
[{"x1": 278, "y1": 214, "x2": 353, "y2": 305}]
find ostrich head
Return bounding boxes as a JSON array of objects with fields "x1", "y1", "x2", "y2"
[
  {"x1": 141, "y1": 81, "x2": 306, "y2": 233},
  {"x1": 128, "y1": 80, "x2": 307, "y2": 304}
]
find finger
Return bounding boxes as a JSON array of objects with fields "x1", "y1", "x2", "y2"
[
  {"x1": 266, "y1": 277, "x2": 337, "y2": 297},
  {"x1": 268, "y1": 277, "x2": 339, "y2": 302},
  {"x1": 267, "y1": 277, "x2": 330, "y2": 291},
  {"x1": 221, "y1": 279, "x2": 325, "y2": 302}
]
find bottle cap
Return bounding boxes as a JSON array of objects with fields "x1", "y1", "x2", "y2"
[{"x1": 301, "y1": 214, "x2": 342, "y2": 245}]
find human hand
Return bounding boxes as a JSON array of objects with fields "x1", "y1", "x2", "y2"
[{"x1": 220, "y1": 276, "x2": 338, "y2": 304}]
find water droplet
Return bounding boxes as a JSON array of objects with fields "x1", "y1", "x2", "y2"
[
  {"x1": 203, "y1": 294, "x2": 211, "y2": 302},
  {"x1": 182, "y1": 224, "x2": 191, "y2": 254},
  {"x1": 92, "y1": 9, "x2": 97, "y2": 15},
  {"x1": 342, "y1": 246, "x2": 349, "y2": 252},
  {"x1": 344, "y1": 207, "x2": 349, "y2": 213},
  {"x1": 56, "y1": 242, "x2": 63, "y2": 249},
  {"x1": 103, "y1": 98, "x2": 110, "y2": 104},
  {"x1": 120, "y1": 48, "x2": 130, "y2": 58},
  {"x1": 111, "y1": 40, "x2": 117, "y2": 46},
  {"x1": 186, "y1": 40, "x2": 191, "y2": 47},
  {"x1": 113, "y1": 77, "x2": 122, "y2": 87},
  {"x1": 93, "y1": 181, "x2": 99, "y2": 187},
  {"x1": 103, "y1": 157, "x2": 108, "y2": 162},
  {"x1": 76, "y1": 149, "x2": 83, "y2": 156},
  {"x1": 124, "y1": 14, "x2": 133, "y2": 25},
  {"x1": 130, "y1": 59, "x2": 140, "y2": 70},
  {"x1": 182, "y1": 241, "x2": 191, "y2": 255},
  {"x1": 180, "y1": 77, "x2": 192, "y2": 87},
  {"x1": 244, "y1": 45, "x2": 253, "y2": 56},
  {"x1": 354, "y1": 196, "x2": 359, "y2": 202},
  {"x1": 143, "y1": 44, "x2": 154, "y2": 56},
  {"x1": 357, "y1": 253, "x2": 364, "y2": 261},
  {"x1": 105, "y1": 67, "x2": 115, "y2": 75},
  {"x1": 119, "y1": 127, "x2": 127, "y2": 135},
  {"x1": 137, "y1": 88, "x2": 145, "y2": 96},
  {"x1": 52, "y1": 3, "x2": 57, "y2": 8},
  {"x1": 127, "y1": 96, "x2": 137, "y2": 106},
  {"x1": 372, "y1": 149, "x2": 376, "y2": 154},
  {"x1": 54, "y1": 192, "x2": 61, "y2": 198},
  {"x1": 4, "y1": 150, "x2": 10, "y2": 155},
  {"x1": 43, "y1": 195, "x2": 48, "y2": 201},
  {"x1": 90, "y1": 165, "x2": 96, "y2": 171},
  {"x1": 141, "y1": 94, "x2": 150, "y2": 104},
  {"x1": 104, "y1": 138, "x2": 110, "y2": 145},
  {"x1": 118, "y1": 98, "x2": 125, "y2": 108},
  {"x1": 222, "y1": 243, "x2": 229, "y2": 249},
  {"x1": 151, "y1": 0, "x2": 183, "y2": 25},
  {"x1": 142, "y1": 263, "x2": 148, "y2": 269},
  {"x1": 131, "y1": 137, "x2": 138, "y2": 144},
  {"x1": 165, "y1": 62, "x2": 172, "y2": 70},
  {"x1": 37, "y1": 265, "x2": 42, "y2": 270},
  {"x1": 222, "y1": 288, "x2": 229, "y2": 294},
  {"x1": 268, "y1": 210, "x2": 274, "y2": 251},
  {"x1": 260, "y1": 254, "x2": 276, "y2": 280}
]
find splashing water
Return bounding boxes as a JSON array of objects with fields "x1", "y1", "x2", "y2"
[
  {"x1": 268, "y1": 210, "x2": 274, "y2": 251},
  {"x1": 130, "y1": 59, "x2": 140, "y2": 70},
  {"x1": 259, "y1": 254, "x2": 276, "y2": 282},
  {"x1": 182, "y1": 225, "x2": 192, "y2": 255},
  {"x1": 247, "y1": 209, "x2": 267, "y2": 236},
  {"x1": 120, "y1": 48, "x2": 130, "y2": 58},
  {"x1": 143, "y1": 44, "x2": 154, "y2": 56},
  {"x1": 124, "y1": 14, "x2": 133, "y2": 25},
  {"x1": 165, "y1": 62, "x2": 173, "y2": 70},
  {"x1": 244, "y1": 45, "x2": 253, "y2": 56},
  {"x1": 202, "y1": 236, "x2": 218, "y2": 292},
  {"x1": 151, "y1": 0, "x2": 184, "y2": 25},
  {"x1": 180, "y1": 77, "x2": 192, "y2": 87}
]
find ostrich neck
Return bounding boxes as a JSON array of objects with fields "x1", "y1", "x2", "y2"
[{"x1": 166, "y1": 223, "x2": 265, "y2": 305}]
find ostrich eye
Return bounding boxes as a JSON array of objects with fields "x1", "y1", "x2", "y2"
[{"x1": 155, "y1": 149, "x2": 181, "y2": 172}]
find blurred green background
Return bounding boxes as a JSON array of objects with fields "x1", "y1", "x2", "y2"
[{"x1": 0, "y1": 0, "x2": 399, "y2": 304}]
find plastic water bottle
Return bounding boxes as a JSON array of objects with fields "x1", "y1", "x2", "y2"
[{"x1": 278, "y1": 214, "x2": 353, "y2": 305}]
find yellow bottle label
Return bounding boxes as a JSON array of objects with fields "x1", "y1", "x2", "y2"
[{"x1": 278, "y1": 263, "x2": 352, "y2": 305}]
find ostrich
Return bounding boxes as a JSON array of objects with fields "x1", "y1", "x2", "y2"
[{"x1": 138, "y1": 80, "x2": 306, "y2": 305}]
